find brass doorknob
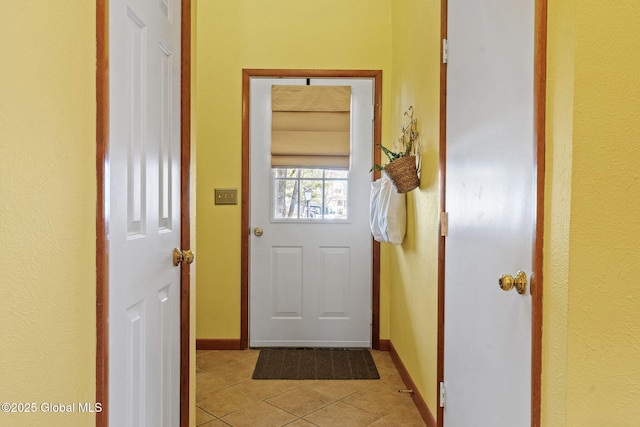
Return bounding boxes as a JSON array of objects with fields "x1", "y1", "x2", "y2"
[
  {"x1": 499, "y1": 274, "x2": 514, "y2": 291},
  {"x1": 173, "y1": 248, "x2": 195, "y2": 266},
  {"x1": 498, "y1": 271, "x2": 527, "y2": 295},
  {"x1": 254, "y1": 227, "x2": 264, "y2": 237},
  {"x1": 182, "y1": 249, "x2": 194, "y2": 265}
]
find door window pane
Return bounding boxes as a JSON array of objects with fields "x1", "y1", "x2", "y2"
[{"x1": 272, "y1": 168, "x2": 349, "y2": 221}]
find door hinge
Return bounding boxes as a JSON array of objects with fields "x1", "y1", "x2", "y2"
[
  {"x1": 370, "y1": 104, "x2": 375, "y2": 121},
  {"x1": 442, "y1": 39, "x2": 448, "y2": 64},
  {"x1": 440, "y1": 212, "x2": 448, "y2": 237},
  {"x1": 439, "y1": 382, "x2": 446, "y2": 408}
]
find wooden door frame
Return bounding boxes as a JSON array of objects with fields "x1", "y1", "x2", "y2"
[
  {"x1": 241, "y1": 69, "x2": 383, "y2": 350},
  {"x1": 436, "y1": 1, "x2": 547, "y2": 425},
  {"x1": 96, "y1": 0, "x2": 192, "y2": 425}
]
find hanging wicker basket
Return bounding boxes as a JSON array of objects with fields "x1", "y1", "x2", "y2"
[{"x1": 383, "y1": 155, "x2": 420, "y2": 193}]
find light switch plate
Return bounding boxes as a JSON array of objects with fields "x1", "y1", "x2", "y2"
[{"x1": 214, "y1": 188, "x2": 238, "y2": 205}]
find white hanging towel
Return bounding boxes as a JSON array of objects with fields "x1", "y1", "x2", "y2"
[{"x1": 370, "y1": 173, "x2": 406, "y2": 245}]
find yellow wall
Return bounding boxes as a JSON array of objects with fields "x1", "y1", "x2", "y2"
[
  {"x1": 568, "y1": 4, "x2": 640, "y2": 419},
  {"x1": 0, "y1": 2, "x2": 96, "y2": 426},
  {"x1": 387, "y1": 0, "x2": 441, "y2": 412},
  {"x1": 195, "y1": 0, "x2": 393, "y2": 339},
  {"x1": 544, "y1": 0, "x2": 640, "y2": 424}
]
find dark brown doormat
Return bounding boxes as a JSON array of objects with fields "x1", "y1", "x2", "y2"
[{"x1": 252, "y1": 348, "x2": 380, "y2": 380}]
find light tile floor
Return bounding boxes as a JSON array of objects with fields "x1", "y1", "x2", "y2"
[{"x1": 196, "y1": 349, "x2": 427, "y2": 427}]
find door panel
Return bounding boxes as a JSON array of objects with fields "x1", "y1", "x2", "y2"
[
  {"x1": 444, "y1": 0, "x2": 534, "y2": 425},
  {"x1": 250, "y1": 78, "x2": 373, "y2": 348},
  {"x1": 318, "y1": 246, "x2": 350, "y2": 318},
  {"x1": 109, "y1": 0, "x2": 181, "y2": 425},
  {"x1": 272, "y1": 246, "x2": 303, "y2": 318}
]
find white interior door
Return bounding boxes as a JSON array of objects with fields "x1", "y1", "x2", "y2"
[
  {"x1": 250, "y1": 78, "x2": 373, "y2": 348},
  {"x1": 443, "y1": 0, "x2": 534, "y2": 425},
  {"x1": 108, "y1": 0, "x2": 181, "y2": 425}
]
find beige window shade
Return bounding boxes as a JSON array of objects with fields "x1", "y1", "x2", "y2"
[{"x1": 271, "y1": 85, "x2": 351, "y2": 169}]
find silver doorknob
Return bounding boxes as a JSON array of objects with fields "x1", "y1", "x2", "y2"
[
  {"x1": 498, "y1": 271, "x2": 527, "y2": 295},
  {"x1": 254, "y1": 227, "x2": 264, "y2": 237}
]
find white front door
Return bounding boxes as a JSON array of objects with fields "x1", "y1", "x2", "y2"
[
  {"x1": 250, "y1": 78, "x2": 373, "y2": 347},
  {"x1": 443, "y1": 0, "x2": 534, "y2": 425},
  {"x1": 108, "y1": 0, "x2": 181, "y2": 425}
]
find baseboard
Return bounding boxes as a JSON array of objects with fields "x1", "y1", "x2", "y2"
[
  {"x1": 196, "y1": 339, "x2": 243, "y2": 350},
  {"x1": 378, "y1": 339, "x2": 391, "y2": 351},
  {"x1": 388, "y1": 341, "x2": 437, "y2": 427}
]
